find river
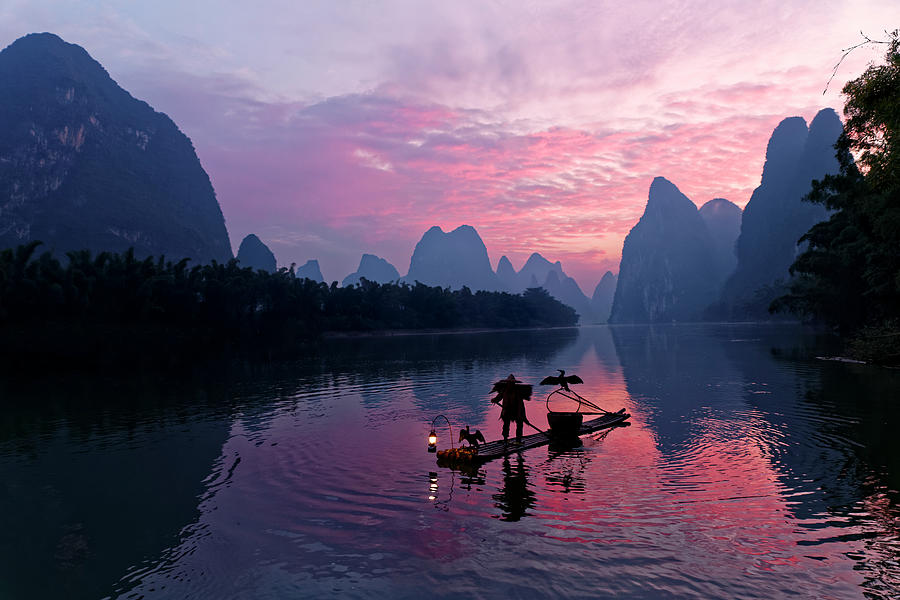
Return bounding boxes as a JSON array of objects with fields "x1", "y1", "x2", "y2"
[{"x1": 1, "y1": 324, "x2": 898, "y2": 599}]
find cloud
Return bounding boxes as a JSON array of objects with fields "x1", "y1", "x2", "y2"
[
  {"x1": 115, "y1": 68, "x2": 806, "y2": 287},
  {"x1": 73, "y1": 46, "x2": 845, "y2": 288},
  {"x1": 4, "y1": 0, "x2": 898, "y2": 290}
]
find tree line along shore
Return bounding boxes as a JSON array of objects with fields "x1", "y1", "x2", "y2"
[{"x1": 0, "y1": 242, "x2": 578, "y2": 365}]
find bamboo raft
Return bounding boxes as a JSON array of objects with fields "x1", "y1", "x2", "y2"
[{"x1": 437, "y1": 409, "x2": 630, "y2": 467}]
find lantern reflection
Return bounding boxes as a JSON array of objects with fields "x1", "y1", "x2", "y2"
[{"x1": 428, "y1": 472, "x2": 438, "y2": 501}]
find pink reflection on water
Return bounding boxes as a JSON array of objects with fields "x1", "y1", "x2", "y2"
[
  {"x1": 531, "y1": 408, "x2": 870, "y2": 590},
  {"x1": 117, "y1": 329, "x2": 895, "y2": 599}
]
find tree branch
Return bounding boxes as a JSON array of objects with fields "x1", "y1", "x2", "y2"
[{"x1": 823, "y1": 30, "x2": 890, "y2": 95}]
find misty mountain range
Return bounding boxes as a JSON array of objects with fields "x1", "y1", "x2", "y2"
[
  {"x1": 714, "y1": 109, "x2": 842, "y2": 320},
  {"x1": 278, "y1": 104, "x2": 842, "y2": 325},
  {"x1": 609, "y1": 108, "x2": 840, "y2": 323},
  {"x1": 238, "y1": 224, "x2": 612, "y2": 323},
  {"x1": 610, "y1": 177, "x2": 734, "y2": 323},
  {"x1": 0, "y1": 33, "x2": 844, "y2": 326}
]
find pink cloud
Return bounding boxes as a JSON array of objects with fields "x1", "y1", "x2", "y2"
[
  {"x1": 67, "y1": 2, "x2": 892, "y2": 290},
  {"x1": 202, "y1": 96, "x2": 798, "y2": 288},
  {"x1": 4, "y1": 0, "x2": 893, "y2": 292}
]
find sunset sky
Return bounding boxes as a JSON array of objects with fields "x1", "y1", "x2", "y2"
[{"x1": 2, "y1": 1, "x2": 897, "y2": 291}]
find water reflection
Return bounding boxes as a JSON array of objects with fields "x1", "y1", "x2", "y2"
[
  {"x1": 780, "y1": 358, "x2": 900, "y2": 597},
  {"x1": 492, "y1": 455, "x2": 536, "y2": 522},
  {"x1": 0, "y1": 370, "x2": 234, "y2": 600},
  {"x1": 429, "y1": 467, "x2": 487, "y2": 513},
  {"x1": 544, "y1": 449, "x2": 588, "y2": 495},
  {"x1": 611, "y1": 323, "x2": 900, "y2": 598},
  {"x1": 542, "y1": 429, "x2": 623, "y2": 496},
  {"x1": 427, "y1": 471, "x2": 442, "y2": 505},
  {"x1": 430, "y1": 428, "x2": 623, "y2": 521},
  {"x1": 1, "y1": 325, "x2": 899, "y2": 599}
]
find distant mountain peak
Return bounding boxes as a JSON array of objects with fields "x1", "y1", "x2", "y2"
[
  {"x1": 6, "y1": 32, "x2": 80, "y2": 54},
  {"x1": 296, "y1": 259, "x2": 324, "y2": 283},
  {"x1": 523, "y1": 252, "x2": 550, "y2": 266},
  {"x1": 700, "y1": 198, "x2": 740, "y2": 215},
  {"x1": 806, "y1": 108, "x2": 843, "y2": 153},
  {"x1": 496, "y1": 255, "x2": 517, "y2": 290},
  {"x1": 403, "y1": 224, "x2": 501, "y2": 291},
  {"x1": 650, "y1": 175, "x2": 677, "y2": 190},
  {"x1": 3, "y1": 32, "x2": 120, "y2": 94},
  {"x1": 342, "y1": 253, "x2": 400, "y2": 287},
  {"x1": 646, "y1": 177, "x2": 697, "y2": 215},
  {"x1": 494, "y1": 250, "x2": 594, "y2": 321},
  {"x1": 0, "y1": 32, "x2": 232, "y2": 263},
  {"x1": 519, "y1": 252, "x2": 564, "y2": 286},
  {"x1": 699, "y1": 198, "x2": 742, "y2": 287},
  {"x1": 592, "y1": 271, "x2": 616, "y2": 301},
  {"x1": 424, "y1": 224, "x2": 479, "y2": 237},
  {"x1": 591, "y1": 271, "x2": 617, "y2": 323},
  {"x1": 236, "y1": 234, "x2": 276, "y2": 272},
  {"x1": 760, "y1": 116, "x2": 808, "y2": 183},
  {"x1": 809, "y1": 107, "x2": 841, "y2": 130},
  {"x1": 717, "y1": 108, "x2": 841, "y2": 319},
  {"x1": 13, "y1": 31, "x2": 66, "y2": 43},
  {"x1": 611, "y1": 178, "x2": 718, "y2": 323}
]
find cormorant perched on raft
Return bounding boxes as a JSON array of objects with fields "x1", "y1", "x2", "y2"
[
  {"x1": 539, "y1": 369, "x2": 583, "y2": 392},
  {"x1": 459, "y1": 425, "x2": 486, "y2": 447}
]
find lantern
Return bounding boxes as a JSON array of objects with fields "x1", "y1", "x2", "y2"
[{"x1": 427, "y1": 414, "x2": 452, "y2": 453}]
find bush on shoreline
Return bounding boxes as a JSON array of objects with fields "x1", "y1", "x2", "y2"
[{"x1": 848, "y1": 321, "x2": 900, "y2": 368}]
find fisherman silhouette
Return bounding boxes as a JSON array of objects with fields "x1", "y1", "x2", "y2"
[{"x1": 491, "y1": 374, "x2": 530, "y2": 444}]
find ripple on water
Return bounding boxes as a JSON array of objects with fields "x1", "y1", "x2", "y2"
[{"x1": 2, "y1": 324, "x2": 900, "y2": 600}]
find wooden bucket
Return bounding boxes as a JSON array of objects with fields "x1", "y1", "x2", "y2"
[{"x1": 547, "y1": 411, "x2": 583, "y2": 439}]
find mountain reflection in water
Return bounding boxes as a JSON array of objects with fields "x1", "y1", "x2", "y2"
[{"x1": 0, "y1": 324, "x2": 898, "y2": 599}]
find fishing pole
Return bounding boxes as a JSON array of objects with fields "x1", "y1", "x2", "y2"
[{"x1": 523, "y1": 416, "x2": 546, "y2": 435}]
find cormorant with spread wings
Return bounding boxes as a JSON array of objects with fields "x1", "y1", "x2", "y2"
[{"x1": 539, "y1": 369, "x2": 583, "y2": 392}]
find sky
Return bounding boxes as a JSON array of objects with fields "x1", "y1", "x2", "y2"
[{"x1": 2, "y1": 1, "x2": 897, "y2": 291}]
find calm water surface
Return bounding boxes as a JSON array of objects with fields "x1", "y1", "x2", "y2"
[{"x1": 1, "y1": 324, "x2": 899, "y2": 599}]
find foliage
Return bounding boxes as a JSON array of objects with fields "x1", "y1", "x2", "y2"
[
  {"x1": 0, "y1": 244, "x2": 578, "y2": 363},
  {"x1": 847, "y1": 320, "x2": 900, "y2": 367},
  {"x1": 772, "y1": 31, "x2": 900, "y2": 352}
]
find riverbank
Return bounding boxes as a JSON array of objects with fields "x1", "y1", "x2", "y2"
[
  {"x1": 848, "y1": 322, "x2": 900, "y2": 368},
  {"x1": 321, "y1": 324, "x2": 581, "y2": 339}
]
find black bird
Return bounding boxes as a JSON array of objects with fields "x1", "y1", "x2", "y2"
[
  {"x1": 459, "y1": 425, "x2": 486, "y2": 447},
  {"x1": 539, "y1": 369, "x2": 583, "y2": 391}
]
